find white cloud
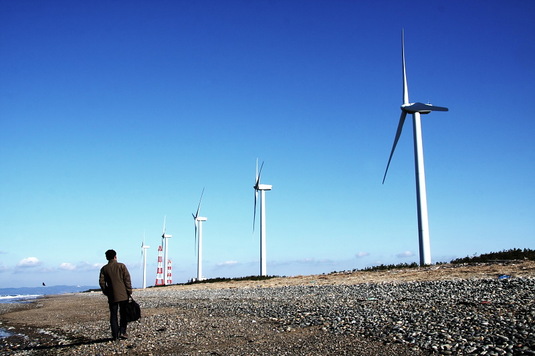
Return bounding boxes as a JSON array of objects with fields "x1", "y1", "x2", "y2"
[
  {"x1": 355, "y1": 251, "x2": 370, "y2": 258},
  {"x1": 17, "y1": 257, "x2": 42, "y2": 268},
  {"x1": 59, "y1": 262, "x2": 77, "y2": 271},
  {"x1": 78, "y1": 262, "x2": 102, "y2": 271},
  {"x1": 298, "y1": 258, "x2": 333, "y2": 265},
  {"x1": 396, "y1": 251, "x2": 415, "y2": 258},
  {"x1": 216, "y1": 261, "x2": 238, "y2": 267}
]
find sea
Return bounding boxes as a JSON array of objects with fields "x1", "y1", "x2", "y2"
[{"x1": 0, "y1": 285, "x2": 98, "y2": 338}]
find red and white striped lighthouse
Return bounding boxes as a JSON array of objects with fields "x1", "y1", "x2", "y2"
[
  {"x1": 155, "y1": 245, "x2": 164, "y2": 286},
  {"x1": 166, "y1": 259, "x2": 172, "y2": 285}
]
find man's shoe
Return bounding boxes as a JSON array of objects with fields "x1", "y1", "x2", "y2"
[{"x1": 120, "y1": 333, "x2": 128, "y2": 340}]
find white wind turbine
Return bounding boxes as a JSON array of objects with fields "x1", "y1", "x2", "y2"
[
  {"x1": 141, "y1": 238, "x2": 150, "y2": 289},
  {"x1": 192, "y1": 188, "x2": 207, "y2": 282},
  {"x1": 253, "y1": 159, "x2": 272, "y2": 276},
  {"x1": 161, "y1": 216, "x2": 172, "y2": 285},
  {"x1": 382, "y1": 30, "x2": 448, "y2": 266}
]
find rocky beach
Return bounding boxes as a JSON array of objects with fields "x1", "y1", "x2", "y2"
[{"x1": 1, "y1": 261, "x2": 534, "y2": 355}]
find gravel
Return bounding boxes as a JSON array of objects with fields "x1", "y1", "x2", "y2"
[{"x1": 1, "y1": 277, "x2": 534, "y2": 355}]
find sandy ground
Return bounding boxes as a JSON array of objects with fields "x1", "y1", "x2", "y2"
[{"x1": 1, "y1": 261, "x2": 534, "y2": 355}]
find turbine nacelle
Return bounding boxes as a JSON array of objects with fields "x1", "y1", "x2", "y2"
[
  {"x1": 196, "y1": 216, "x2": 207, "y2": 222},
  {"x1": 402, "y1": 102, "x2": 449, "y2": 114},
  {"x1": 255, "y1": 184, "x2": 272, "y2": 191},
  {"x1": 162, "y1": 233, "x2": 172, "y2": 238}
]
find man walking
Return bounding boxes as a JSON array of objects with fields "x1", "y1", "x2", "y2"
[{"x1": 99, "y1": 249, "x2": 132, "y2": 340}]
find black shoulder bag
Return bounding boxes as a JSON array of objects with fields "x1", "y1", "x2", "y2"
[{"x1": 124, "y1": 296, "x2": 141, "y2": 322}]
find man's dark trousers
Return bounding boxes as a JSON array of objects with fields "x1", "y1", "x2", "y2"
[{"x1": 109, "y1": 300, "x2": 128, "y2": 339}]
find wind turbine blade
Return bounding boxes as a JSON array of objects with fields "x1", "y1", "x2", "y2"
[
  {"x1": 257, "y1": 161, "x2": 264, "y2": 183},
  {"x1": 194, "y1": 221, "x2": 198, "y2": 257},
  {"x1": 162, "y1": 215, "x2": 167, "y2": 234},
  {"x1": 255, "y1": 160, "x2": 264, "y2": 188},
  {"x1": 402, "y1": 29, "x2": 409, "y2": 105},
  {"x1": 253, "y1": 159, "x2": 263, "y2": 231},
  {"x1": 383, "y1": 111, "x2": 408, "y2": 184},
  {"x1": 253, "y1": 190, "x2": 258, "y2": 231},
  {"x1": 255, "y1": 158, "x2": 259, "y2": 183},
  {"x1": 195, "y1": 188, "x2": 205, "y2": 217}
]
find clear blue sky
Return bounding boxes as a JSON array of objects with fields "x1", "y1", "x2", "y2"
[{"x1": 1, "y1": 0, "x2": 534, "y2": 288}]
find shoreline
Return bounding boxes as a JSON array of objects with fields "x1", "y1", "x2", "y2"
[{"x1": 1, "y1": 262, "x2": 534, "y2": 355}]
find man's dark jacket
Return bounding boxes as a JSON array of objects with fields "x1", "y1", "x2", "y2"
[{"x1": 99, "y1": 259, "x2": 132, "y2": 303}]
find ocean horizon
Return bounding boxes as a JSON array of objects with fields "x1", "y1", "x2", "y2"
[{"x1": 0, "y1": 285, "x2": 99, "y2": 304}]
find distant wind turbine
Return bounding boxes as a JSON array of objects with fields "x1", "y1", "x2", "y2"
[
  {"x1": 253, "y1": 159, "x2": 272, "y2": 276},
  {"x1": 141, "y1": 239, "x2": 150, "y2": 289},
  {"x1": 382, "y1": 30, "x2": 448, "y2": 266},
  {"x1": 192, "y1": 188, "x2": 207, "y2": 282},
  {"x1": 161, "y1": 216, "x2": 172, "y2": 285}
]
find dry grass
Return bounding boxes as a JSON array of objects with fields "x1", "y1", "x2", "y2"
[{"x1": 166, "y1": 260, "x2": 535, "y2": 291}]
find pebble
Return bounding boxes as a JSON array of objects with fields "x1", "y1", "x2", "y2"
[
  {"x1": 135, "y1": 278, "x2": 535, "y2": 354},
  {"x1": 1, "y1": 277, "x2": 534, "y2": 355}
]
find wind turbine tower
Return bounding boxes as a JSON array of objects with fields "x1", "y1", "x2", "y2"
[
  {"x1": 161, "y1": 216, "x2": 172, "y2": 285},
  {"x1": 253, "y1": 160, "x2": 272, "y2": 276},
  {"x1": 141, "y1": 240, "x2": 150, "y2": 289},
  {"x1": 192, "y1": 188, "x2": 207, "y2": 282},
  {"x1": 382, "y1": 30, "x2": 448, "y2": 266}
]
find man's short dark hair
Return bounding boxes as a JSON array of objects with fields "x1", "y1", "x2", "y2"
[{"x1": 105, "y1": 249, "x2": 116, "y2": 261}]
